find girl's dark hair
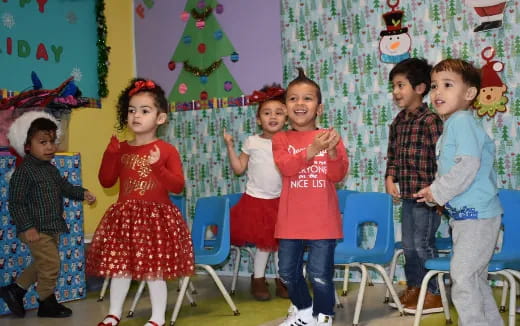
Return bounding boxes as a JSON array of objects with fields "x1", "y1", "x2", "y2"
[
  {"x1": 116, "y1": 78, "x2": 168, "y2": 131},
  {"x1": 256, "y1": 83, "x2": 285, "y2": 118},
  {"x1": 286, "y1": 67, "x2": 322, "y2": 104},
  {"x1": 389, "y1": 58, "x2": 433, "y2": 97},
  {"x1": 25, "y1": 118, "x2": 57, "y2": 146}
]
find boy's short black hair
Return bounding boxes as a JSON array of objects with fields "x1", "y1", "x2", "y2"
[
  {"x1": 389, "y1": 58, "x2": 433, "y2": 97},
  {"x1": 25, "y1": 118, "x2": 58, "y2": 146}
]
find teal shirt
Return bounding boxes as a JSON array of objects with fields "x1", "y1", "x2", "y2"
[
  {"x1": 436, "y1": 110, "x2": 502, "y2": 220},
  {"x1": 8, "y1": 154, "x2": 85, "y2": 234}
]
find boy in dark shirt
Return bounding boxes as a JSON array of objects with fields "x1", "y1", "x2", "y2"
[
  {"x1": 385, "y1": 58, "x2": 443, "y2": 313},
  {"x1": 0, "y1": 112, "x2": 95, "y2": 318}
]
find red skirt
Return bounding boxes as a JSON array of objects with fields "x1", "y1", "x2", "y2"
[
  {"x1": 86, "y1": 199, "x2": 194, "y2": 280},
  {"x1": 230, "y1": 193, "x2": 279, "y2": 251}
]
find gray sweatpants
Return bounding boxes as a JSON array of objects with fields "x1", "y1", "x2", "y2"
[{"x1": 450, "y1": 215, "x2": 503, "y2": 326}]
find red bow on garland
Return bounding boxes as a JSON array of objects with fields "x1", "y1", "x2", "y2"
[
  {"x1": 248, "y1": 87, "x2": 285, "y2": 104},
  {"x1": 129, "y1": 80, "x2": 156, "y2": 96}
]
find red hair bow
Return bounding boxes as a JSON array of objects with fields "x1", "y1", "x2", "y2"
[
  {"x1": 248, "y1": 86, "x2": 285, "y2": 104},
  {"x1": 129, "y1": 80, "x2": 156, "y2": 96}
]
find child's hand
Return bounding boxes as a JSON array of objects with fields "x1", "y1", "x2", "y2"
[
  {"x1": 311, "y1": 130, "x2": 331, "y2": 152},
  {"x1": 326, "y1": 129, "x2": 340, "y2": 151},
  {"x1": 84, "y1": 191, "x2": 96, "y2": 205},
  {"x1": 107, "y1": 135, "x2": 120, "y2": 154},
  {"x1": 24, "y1": 228, "x2": 40, "y2": 243},
  {"x1": 223, "y1": 128, "x2": 234, "y2": 147},
  {"x1": 385, "y1": 176, "x2": 401, "y2": 202},
  {"x1": 149, "y1": 144, "x2": 160, "y2": 164},
  {"x1": 413, "y1": 186, "x2": 436, "y2": 204}
]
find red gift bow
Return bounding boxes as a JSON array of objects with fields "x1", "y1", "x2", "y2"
[
  {"x1": 129, "y1": 80, "x2": 156, "y2": 96},
  {"x1": 247, "y1": 87, "x2": 285, "y2": 104}
]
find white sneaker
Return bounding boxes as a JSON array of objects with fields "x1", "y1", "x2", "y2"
[
  {"x1": 279, "y1": 306, "x2": 315, "y2": 326},
  {"x1": 316, "y1": 313, "x2": 333, "y2": 325},
  {"x1": 287, "y1": 304, "x2": 298, "y2": 318}
]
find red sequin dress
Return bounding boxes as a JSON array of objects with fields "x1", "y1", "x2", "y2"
[{"x1": 86, "y1": 140, "x2": 194, "y2": 280}]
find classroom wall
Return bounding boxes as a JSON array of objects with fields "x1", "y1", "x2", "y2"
[{"x1": 68, "y1": 2, "x2": 134, "y2": 235}]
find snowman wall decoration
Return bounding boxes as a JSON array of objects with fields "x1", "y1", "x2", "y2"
[
  {"x1": 473, "y1": 47, "x2": 508, "y2": 118},
  {"x1": 379, "y1": 0, "x2": 411, "y2": 64}
]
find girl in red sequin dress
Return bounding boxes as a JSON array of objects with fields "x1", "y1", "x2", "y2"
[{"x1": 87, "y1": 78, "x2": 194, "y2": 326}]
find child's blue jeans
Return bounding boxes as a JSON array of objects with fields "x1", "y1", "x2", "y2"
[
  {"x1": 402, "y1": 199, "x2": 441, "y2": 294},
  {"x1": 278, "y1": 239, "x2": 336, "y2": 316}
]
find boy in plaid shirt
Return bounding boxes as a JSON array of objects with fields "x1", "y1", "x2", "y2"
[
  {"x1": 385, "y1": 58, "x2": 443, "y2": 313},
  {"x1": 0, "y1": 112, "x2": 95, "y2": 318}
]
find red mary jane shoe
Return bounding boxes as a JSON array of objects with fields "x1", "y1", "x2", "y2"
[
  {"x1": 98, "y1": 314, "x2": 120, "y2": 326},
  {"x1": 146, "y1": 321, "x2": 165, "y2": 326}
]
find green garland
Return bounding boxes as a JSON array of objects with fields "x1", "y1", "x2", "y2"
[
  {"x1": 190, "y1": 6, "x2": 213, "y2": 20},
  {"x1": 96, "y1": 0, "x2": 110, "y2": 98},
  {"x1": 183, "y1": 59, "x2": 222, "y2": 77}
]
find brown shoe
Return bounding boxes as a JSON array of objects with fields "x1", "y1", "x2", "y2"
[
  {"x1": 399, "y1": 286, "x2": 420, "y2": 306},
  {"x1": 275, "y1": 278, "x2": 289, "y2": 298},
  {"x1": 251, "y1": 275, "x2": 271, "y2": 301},
  {"x1": 405, "y1": 291, "x2": 443, "y2": 314}
]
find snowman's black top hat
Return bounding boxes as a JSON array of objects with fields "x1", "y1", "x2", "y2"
[{"x1": 380, "y1": 10, "x2": 408, "y2": 36}]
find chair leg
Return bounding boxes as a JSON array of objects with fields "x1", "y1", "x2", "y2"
[
  {"x1": 385, "y1": 248, "x2": 403, "y2": 303},
  {"x1": 351, "y1": 263, "x2": 367, "y2": 326},
  {"x1": 335, "y1": 288, "x2": 343, "y2": 308},
  {"x1": 198, "y1": 264, "x2": 240, "y2": 316},
  {"x1": 499, "y1": 277, "x2": 508, "y2": 312},
  {"x1": 364, "y1": 263, "x2": 404, "y2": 315},
  {"x1": 127, "y1": 281, "x2": 146, "y2": 317},
  {"x1": 230, "y1": 246, "x2": 241, "y2": 295},
  {"x1": 98, "y1": 276, "x2": 110, "y2": 301},
  {"x1": 413, "y1": 270, "x2": 439, "y2": 326},
  {"x1": 436, "y1": 273, "x2": 451, "y2": 323},
  {"x1": 342, "y1": 265, "x2": 350, "y2": 296},
  {"x1": 170, "y1": 276, "x2": 191, "y2": 326},
  {"x1": 495, "y1": 271, "x2": 516, "y2": 326}
]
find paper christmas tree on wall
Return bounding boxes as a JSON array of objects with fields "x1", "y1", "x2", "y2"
[{"x1": 168, "y1": 0, "x2": 242, "y2": 103}]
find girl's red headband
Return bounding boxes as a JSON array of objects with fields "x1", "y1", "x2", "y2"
[
  {"x1": 248, "y1": 86, "x2": 285, "y2": 104},
  {"x1": 129, "y1": 80, "x2": 156, "y2": 96}
]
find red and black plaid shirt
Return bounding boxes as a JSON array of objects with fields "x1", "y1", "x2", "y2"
[{"x1": 385, "y1": 104, "x2": 443, "y2": 199}]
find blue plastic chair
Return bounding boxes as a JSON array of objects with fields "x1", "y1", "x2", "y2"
[
  {"x1": 170, "y1": 196, "x2": 239, "y2": 325},
  {"x1": 334, "y1": 192, "x2": 404, "y2": 326},
  {"x1": 385, "y1": 233, "x2": 453, "y2": 303},
  {"x1": 127, "y1": 195, "x2": 196, "y2": 317},
  {"x1": 413, "y1": 188, "x2": 520, "y2": 326}
]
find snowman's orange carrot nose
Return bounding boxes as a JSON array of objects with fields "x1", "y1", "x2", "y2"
[{"x1": 390, "y1": 41, "x2": 401, "y2": 50}]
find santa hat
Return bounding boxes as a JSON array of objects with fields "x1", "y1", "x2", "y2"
[
  {"x1": 7, "y1": 111, "x2": 61, "y2": 157},
  {"x1": 480, "y1": 61, "x2": 504, "y2": 88}
]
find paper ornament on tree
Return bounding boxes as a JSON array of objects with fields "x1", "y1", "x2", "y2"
[
  {"x1": 466, "y1": 0, "x2": 507, "y2": 32},
  {"x1": 168, "y1": 0, "x2": 242, "y2": 104},
  {"x1": 473, "y1": 46, "x2": 508, "y2": 117},
  {"x1": 379, "y1": 0, "x2": 411, "y2": 64}
]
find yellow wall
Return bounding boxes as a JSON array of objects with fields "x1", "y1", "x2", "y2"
[{"x1": 68, "y1": 2, "x2": 134, "y2": 235}]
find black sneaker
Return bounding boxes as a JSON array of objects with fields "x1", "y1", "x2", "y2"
[
  {"x1": 0, "y1": 283, "x2": 27, "y2": 317},
  {"x1": 37, "y1": 294, "x2": 72, "y2": 318}
]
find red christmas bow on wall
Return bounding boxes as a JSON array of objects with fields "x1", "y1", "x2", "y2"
[
  {"x1": 129, "y1": 80, "x2": 156, "y2": 96},
  {"x1": 247, "y1": 86, "x2": 285, "y2": 104}
]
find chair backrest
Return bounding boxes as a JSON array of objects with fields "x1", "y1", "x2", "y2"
[
  {"x1": 495, "y1": 188, "x2": 520, "y2": 259},
  {"x1": 169, "y1": 194, "x2": 186, "y2": 218},
  {"x1": 337, "y1": 189, "x2": 358, "y2": 214},
  {"x1": 191, "y1": 196, "x2": 231, "y2": 264},
  {"x1": 336, "y1": 192, "x2": 394, "y2": 262},
  {"x1": 224, "y1": 193, "x2": 243, "y2": 208}
]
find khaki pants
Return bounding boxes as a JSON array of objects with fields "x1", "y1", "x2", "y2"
[{"x1": 16, "y1": 232, "x2": 61, "y2": 300}]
